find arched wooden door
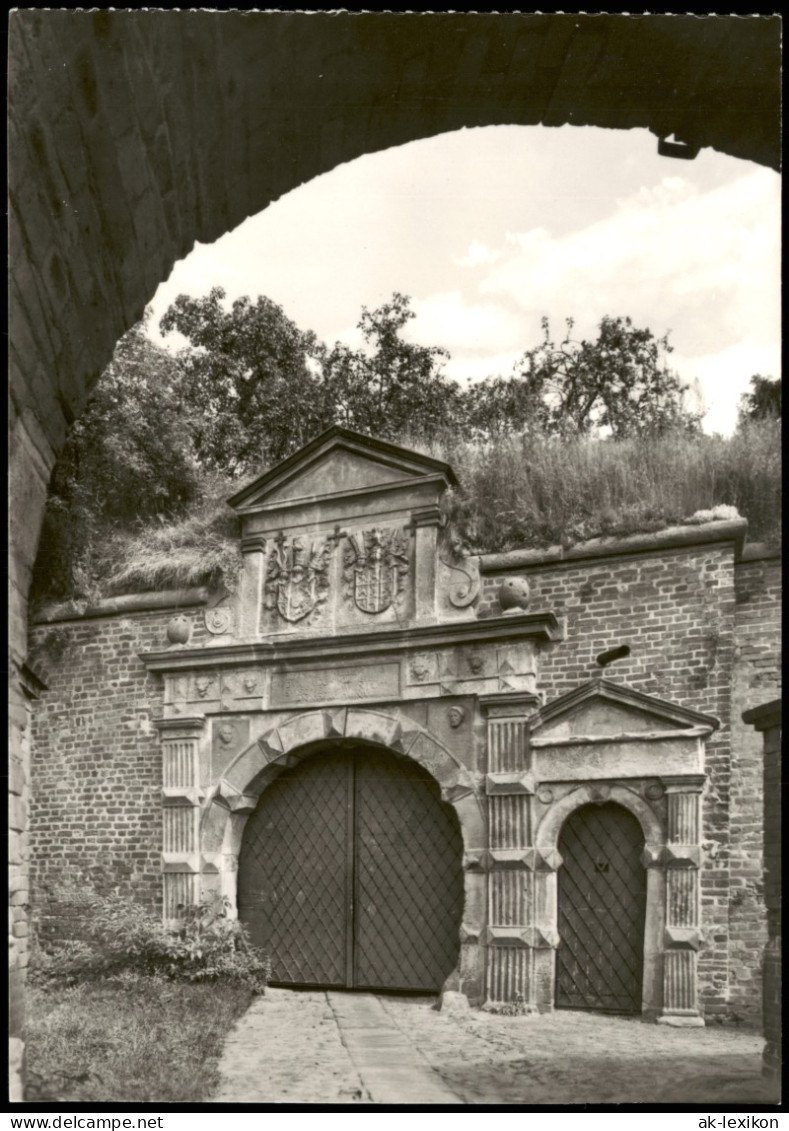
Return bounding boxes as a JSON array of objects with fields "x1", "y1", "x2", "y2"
[
  {"x1": 556, "y1": 802, "x2": 647, "y2": 1014},
  {"x1": 238, "y1": 745, "x2": 464, "y2": 991}
]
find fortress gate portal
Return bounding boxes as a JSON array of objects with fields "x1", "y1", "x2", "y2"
[{"x1": 141, "y1": 428, "x2": 718, "y2": 1016}]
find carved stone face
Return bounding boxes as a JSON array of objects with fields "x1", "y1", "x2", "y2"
[
  {"x1": 218, "y1": 724, "x2": 235, "y2": 746},
  {"x1": 448, "y1": 706, "x2": 466, "y2": 729},
  {"x1": 242, "y1": 674, "x2": 258, "y2": 694},
  {"x1": 467, "y1": 650, "x2": 484, "y2": 675},
  {"x1": 195, "y1": 676, "x2": 213, "y2": 699}
]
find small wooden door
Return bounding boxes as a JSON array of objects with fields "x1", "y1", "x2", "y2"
[
  {"x1": 238, "y1": 746, "x2": 464, "y2": 991},
  {"x1": 556, "y1": 802, "x2": 647, "y2": 1013}
]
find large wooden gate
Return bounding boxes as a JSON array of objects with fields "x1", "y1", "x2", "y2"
[
  {"x1": 238, "y1": 746, "x2": 464, "y2": 991},
  {"x1": 556, "y1": 802, "x2": 647, "y2": 1013}
]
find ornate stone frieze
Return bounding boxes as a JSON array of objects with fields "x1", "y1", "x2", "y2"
[
  {"x1": 265, "y1": 532, "x2": 332, "y2": 624},
  {"x1": 343, "y1": 526, "x2": 409, "y2": 614}
]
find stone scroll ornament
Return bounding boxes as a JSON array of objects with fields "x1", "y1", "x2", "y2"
[
  {"x1": 265, "y1": 532, "x2": 332, "y2": 623},
  {"x1": 343, "y1": 527, "x2": 409, "y2": 614},
  {"x1": 440, "y1": 555, "x2": 480, "y2": 609}
]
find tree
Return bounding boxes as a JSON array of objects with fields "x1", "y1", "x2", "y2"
[
  {"x1": 32, "y1": 318, "x2": 201, "y2": 603},
  {"x1": 320, "y1": 292, "x2": 461, "y2": 441},
  {"x1": 159, "y1": 288, "x2": 329, "y2": 474},
  {"x1": 465, "y1": 316, "x2": 702, "y2": 440},
  {"x1": 738, "y1": 375, "x2": 781, "y2": 422}
]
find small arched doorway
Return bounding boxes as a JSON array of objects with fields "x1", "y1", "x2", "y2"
[
  {"x1": 237, "y1": 743, "x2": 464, "y2": 991},
  {"x1": 556, "y1": 802, "x2": 647, "y2": 1014}
]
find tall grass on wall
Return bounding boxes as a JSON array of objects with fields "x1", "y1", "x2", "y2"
[{"x1": 425, "y1": 418, "x2": 781, "y2": 555}]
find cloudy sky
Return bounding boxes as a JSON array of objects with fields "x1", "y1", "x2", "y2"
[{"x1": 148, "y1": 124, "x2": 780, "y2": 436}]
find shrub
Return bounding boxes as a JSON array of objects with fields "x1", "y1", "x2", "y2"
[{"x1": 31, "y1": 893, "x2": 271, "y2": 993}]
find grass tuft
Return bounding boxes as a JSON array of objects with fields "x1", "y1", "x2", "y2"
[
  {"x1": 99, "y1": 478, "x2": 245, "y2": 595},
  {"x1": 26, "y1": 977, "x2": 252, "y2": 1104}
]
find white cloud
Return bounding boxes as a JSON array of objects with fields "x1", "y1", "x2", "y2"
[
  {"x1": 480, "y1": 170, "x2": 780, "y2": 360},
  {"x1": 407, "y1": 292, "x2": 522, "y2": 354},
  {"x1": 673, "y1": 341, "x2": 782, "y2": 436},
  {"x1": 453, "y1": 240, "x2": 501, "y2": 268},
  {"x1": 443, "y1": 350, "x2": 523, "y2": 385}
]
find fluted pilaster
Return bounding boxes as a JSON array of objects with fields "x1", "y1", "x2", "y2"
[
  {"x1": 659, "y1": 779, "x2": 705, "y2": 1026},
  {"x1": 155, "y1": 716, "x2": 206, "y2": 925},
  {"x1": 481, "y1": 694, "x2": 543, "y2": 1007}
]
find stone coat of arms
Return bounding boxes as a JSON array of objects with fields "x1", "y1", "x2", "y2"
[
  {"x1": 265, "y1": 533, "x2": 332, "y2": 623},
  {"x1": 344, "y1": 527, "x2": 409, "y2": 614}
]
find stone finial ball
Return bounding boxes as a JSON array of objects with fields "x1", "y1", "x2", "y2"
[
  {"x1": 166, "y1": 614, "x2": 192, "y2": 645},
  {"x1": 498, "y1": 576, "x2": 530, "y2": 613}
]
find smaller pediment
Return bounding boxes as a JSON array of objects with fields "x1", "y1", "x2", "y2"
[
  {"x1": 530, "y1": 678, "x2": 719, "y2": 742},
  {"x1": 227, "y1": 426, "x2": 457, "y2": 514}
]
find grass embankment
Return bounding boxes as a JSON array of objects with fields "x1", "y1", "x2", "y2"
[
  {"x1": 430, "y1": 420, "x2": 781, "y2": 554},
  {"x1": 37, "y1": 419, "x2": 780, "y2": 605},
  {"x1": 26, "y1": 976, "x2": 252, "y2": 1104}
]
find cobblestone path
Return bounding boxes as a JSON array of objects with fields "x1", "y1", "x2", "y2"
[{"x1": 212, "y1": 988, "x2": 777, "y2": 1107}]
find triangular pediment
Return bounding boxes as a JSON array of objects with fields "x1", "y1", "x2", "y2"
[
  {"x1": 530, "y1": 678, "x2": 719, "y2": 740},
  {"x1": 228, "y1": 426, "x2": 457, "y2": 513}
]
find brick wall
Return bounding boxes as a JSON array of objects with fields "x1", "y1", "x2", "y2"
[
  {"x1": 29, "y1": 538, "x2": 780, "y2": 1024},
  {"x1": 726, "y1": 552, "x2": 782, "y2": 1020},
  {"x1": 741, "y1": 700, "x2": 782, "y2": 1078},
  {"x1": 761, "y1": 717, "x2": 782, "y2": 1078},
  {"x1": 28, "y1": 608, "x2": 210, "y2": 937}
]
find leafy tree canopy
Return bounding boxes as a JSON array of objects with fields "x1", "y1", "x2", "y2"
[
  {"x1": 33, "y1": 317, "x2": 202, "y2": 604},
  {"x1": 159, "y1": 287, "x2": 327, "y2": 473},
  {"x1": 319, "y1": 292, "x2": 461, "y2": 442},
  {"x1": 467, "y1": 316, "x2": 702, "y2": 440},
  {"x1": 738, "y1": 374, "x2": 781, "y2": 423}
]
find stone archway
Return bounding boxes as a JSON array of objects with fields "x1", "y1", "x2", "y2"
[
  {"x1": 237, "y1": 742, "x2": 465, "y2": 991},
  {"x1": 8, "y1": 15, "x2": 782, "y2": 653},
  {"x1": 536, "y1": 784, "x2": 666, "y2": 1019},
  {"x1": 199, "y1": 708, "x2": 486, "y2": 1001}
]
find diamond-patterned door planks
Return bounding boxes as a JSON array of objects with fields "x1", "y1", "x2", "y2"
[
  {"x1": 237, "y1": 750, "x2": 352, "y2": 985},
  {"x1": 238, "y1": 745, "x2": 464, "y2": 991},
  {"x1": 354, "y1": 749, "x2": 464, "y2": 991},
  {"x1": 556, "y1": 803, "x2": 647, "y2": 1013}
]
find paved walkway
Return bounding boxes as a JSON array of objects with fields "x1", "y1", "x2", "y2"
[{"x1": 212, "y1": 988, "x2": 777, "y2": 1106}]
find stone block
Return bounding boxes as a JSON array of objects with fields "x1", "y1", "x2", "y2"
[{"x1": 278, "y1": 711, "x2": 330, "y2": 754}]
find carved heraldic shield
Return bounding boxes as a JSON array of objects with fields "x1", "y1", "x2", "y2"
[
  {"x1": 266, "y1": 533, "x2": 331, "y2": 623},
  {"x1": 344, "y1": 527, "x2": 409, "y2": 614}
]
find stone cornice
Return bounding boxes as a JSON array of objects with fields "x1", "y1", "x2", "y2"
[
  {"x1": 33, "y1": 587, "x2": 210, "y2": 624},
  {"x1": 139, "y1": 610, "x2": 560, "y2": 673},
  {"x1": 529, "y1": 677, "x2": 720, "y2": 734},
  {"x1": 153, "y1": 716, "x2": 206, "y2": 736},
  {"x1": 741, "y1": 698, "x2": 782, "y2": 732},
  {"x1": 530, "y1": 727, "x2": 713, "y2": 747},
  {"x1": 479, "y1": 518, "x2": 748, "y2": 573}
]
